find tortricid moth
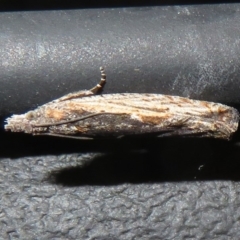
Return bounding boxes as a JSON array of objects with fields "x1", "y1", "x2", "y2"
[{"x1": 5, "y1": 67, "x2": 239, "y2": 140}]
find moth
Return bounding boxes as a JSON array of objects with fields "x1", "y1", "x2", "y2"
[{"x1": 5, "y1": 67, "x2": 239, "y2": 140}]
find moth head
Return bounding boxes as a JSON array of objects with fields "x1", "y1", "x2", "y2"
[
  {"x1": 25, "y1": 110, "x2": 37, "y2": 120},
  {"x1": 5, "y1": 111, "x2": 37, "y2": 134}
]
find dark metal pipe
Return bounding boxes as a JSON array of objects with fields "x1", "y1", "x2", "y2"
[{"x1": 1, "y1": 4, "x2": 240, "y2": 121}]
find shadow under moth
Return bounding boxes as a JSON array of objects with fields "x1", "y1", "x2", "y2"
[{"x1": 5, "y1": 67, "x2": 239, "y2": 140}]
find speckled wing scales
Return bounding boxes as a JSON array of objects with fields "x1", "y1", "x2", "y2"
[{"x1": 5, "y1": 67, "x2": 239, "y2": 140}]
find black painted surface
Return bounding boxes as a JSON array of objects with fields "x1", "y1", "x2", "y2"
[{"x1": 1, "y1": 5, "x2": 240, "y2": 119}]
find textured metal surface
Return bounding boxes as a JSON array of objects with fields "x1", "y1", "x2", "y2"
[
  {"x1": 2, "y1": 131, "x2": 240, "y2": 239},
  {"x1": 1, "y1": 139, "x2": 240, "y2": 239}
]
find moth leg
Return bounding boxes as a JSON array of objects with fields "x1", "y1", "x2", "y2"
[
  {"x1": 157, "y1": 129, "x2": 207, "y2": 138},
  {"x1": 89, "y1": 66, "x2": 106, "y2": 94},
  {"x1": 34, "y1": 133, "x2": 94, "y2": 140},
  {"x1": 53, "y1": 66, "x2": 106, "y2": 102}
]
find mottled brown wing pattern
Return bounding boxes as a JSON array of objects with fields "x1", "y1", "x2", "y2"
[{"x1": 5, "y1": 93, "x2": 239, "y2": 140}]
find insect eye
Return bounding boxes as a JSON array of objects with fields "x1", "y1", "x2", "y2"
[{"x1": 26, "y1": 111, "x2": 36, "y2": 119}]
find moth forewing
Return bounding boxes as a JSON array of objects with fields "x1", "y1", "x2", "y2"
[
  {"x1": 5, "y1": 93, "x2": 239, "y2": 140},
  {"x1": 4, "y1": 67, "x2": 239, "y2": 140}
]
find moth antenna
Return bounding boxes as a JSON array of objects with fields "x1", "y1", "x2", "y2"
[
  {"x1": 89, "y1": 66, "x2": 106, "y2": 94},
  {"x1": 33, "y1": 112, "x2": 120, "y2": 127}
]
